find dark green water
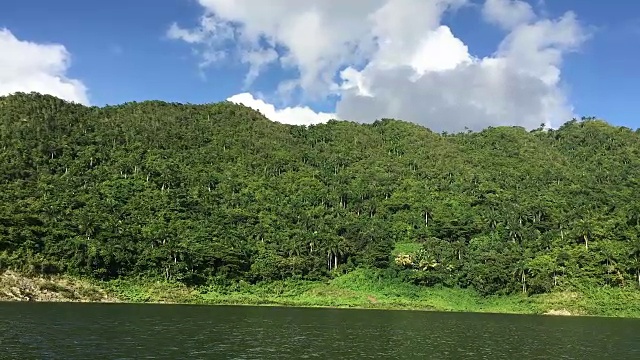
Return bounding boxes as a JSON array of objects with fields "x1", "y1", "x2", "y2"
[{"x1": 1, "y1": 302, "x2": 639, "y2": 359}]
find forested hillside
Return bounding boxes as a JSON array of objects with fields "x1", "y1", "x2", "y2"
[{"x1": 2, "y1": 92, "x2": 640, "y2": 296}]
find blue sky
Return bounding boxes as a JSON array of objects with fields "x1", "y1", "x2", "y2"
[{"x1": 0, "y1": 0, "x2": 638, "y2": 131}]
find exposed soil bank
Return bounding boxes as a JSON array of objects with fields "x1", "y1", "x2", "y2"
[
  {"x1": 544, "y1": 309, "x2": 574, "y2": 316},
  {"x1": 0, "y1": 271, "x2": 117, "y2": 303}
]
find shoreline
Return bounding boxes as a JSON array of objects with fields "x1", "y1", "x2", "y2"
[
  {"x1": 0, "y1": 296, "x2": 580, "y2": 316},
  {"x1": 2, "y1": 270, "x2": 639, "y2": 318},
  {"x1": 0, "y1": 297, "x2": 605, "y2": 319}
]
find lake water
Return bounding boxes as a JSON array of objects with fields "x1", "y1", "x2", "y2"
[{"x1": 1, "y1": 302, "x2": 639, "y2": 359}]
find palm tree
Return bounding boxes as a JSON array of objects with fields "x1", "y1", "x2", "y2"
[
  {"x1": 575, "y1": 218, "x2": 594, "y2": 250},
  {"x1": 452, "y1": 238, "x2": 465, "y2": 261},
  {"x1": 326, "y1": 235, "x2": 345, "y2": 271},
  {"x1": 513, "y1": 260, "x2": 529, "y2": 294}
]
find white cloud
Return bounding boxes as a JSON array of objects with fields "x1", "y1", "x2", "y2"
[
  {"x1": 0, "y1": 28, "x2": 89, "y2": 104},
  {"x1": 171, "y1": 0, "x2": 587, "y2": 132},
  {"x1": 227, "y1": 92, "x2": 336, "y2": 125},
  {"x1": 482, "y1": 0, "x2": 536, "y2": 30},
  {"x1": 409, "y1": 26, "x2": 472, "y2": 76}
]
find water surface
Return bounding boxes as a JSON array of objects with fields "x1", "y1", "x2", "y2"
[{"x1": 1, "y1": 302, "x2": 638, "y2": 359}]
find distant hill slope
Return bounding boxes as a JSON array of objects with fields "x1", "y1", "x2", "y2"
[{"x1": 1, "y1": 92, "x2": 640, "y2": 296}]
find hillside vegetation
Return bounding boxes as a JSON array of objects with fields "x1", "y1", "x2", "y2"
[{"x1": 1, "y1": 92, "x2": 640, "y2": 312}]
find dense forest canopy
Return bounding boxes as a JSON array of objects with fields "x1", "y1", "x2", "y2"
[{"x1": 1, "y1": 92, "x2": 640, "y2": 296}]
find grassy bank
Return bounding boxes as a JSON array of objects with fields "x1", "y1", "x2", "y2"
[
  {"x1": 3, "y1": 269, "x2": 640, "y2": 318},
  {"x1": 103, "y1": 269, "x2": 640, "y2": 318}
]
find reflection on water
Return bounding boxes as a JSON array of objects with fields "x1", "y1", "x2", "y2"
[{"x1": 1, "y1": 302, "x2": 639, "y2": 359}]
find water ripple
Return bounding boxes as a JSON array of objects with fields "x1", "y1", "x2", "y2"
[{"x1": 1, "y1": 303, "x2": 639, "y2": 359}]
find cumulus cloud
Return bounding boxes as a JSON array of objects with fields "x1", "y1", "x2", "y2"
[
  {"x1": 0, "y1": 28, "x2": 89, "y2": 104},
  {"x1": 171, "y1": 0, "x2": 587, "y2": 131},
  {"x1": 227, "y1": 92, "x2": 336, "y2": 125}
]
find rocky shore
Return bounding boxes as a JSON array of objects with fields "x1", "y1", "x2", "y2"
[{"x1": 0, "y1": 271, "x2": 117, "y2": 303}]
